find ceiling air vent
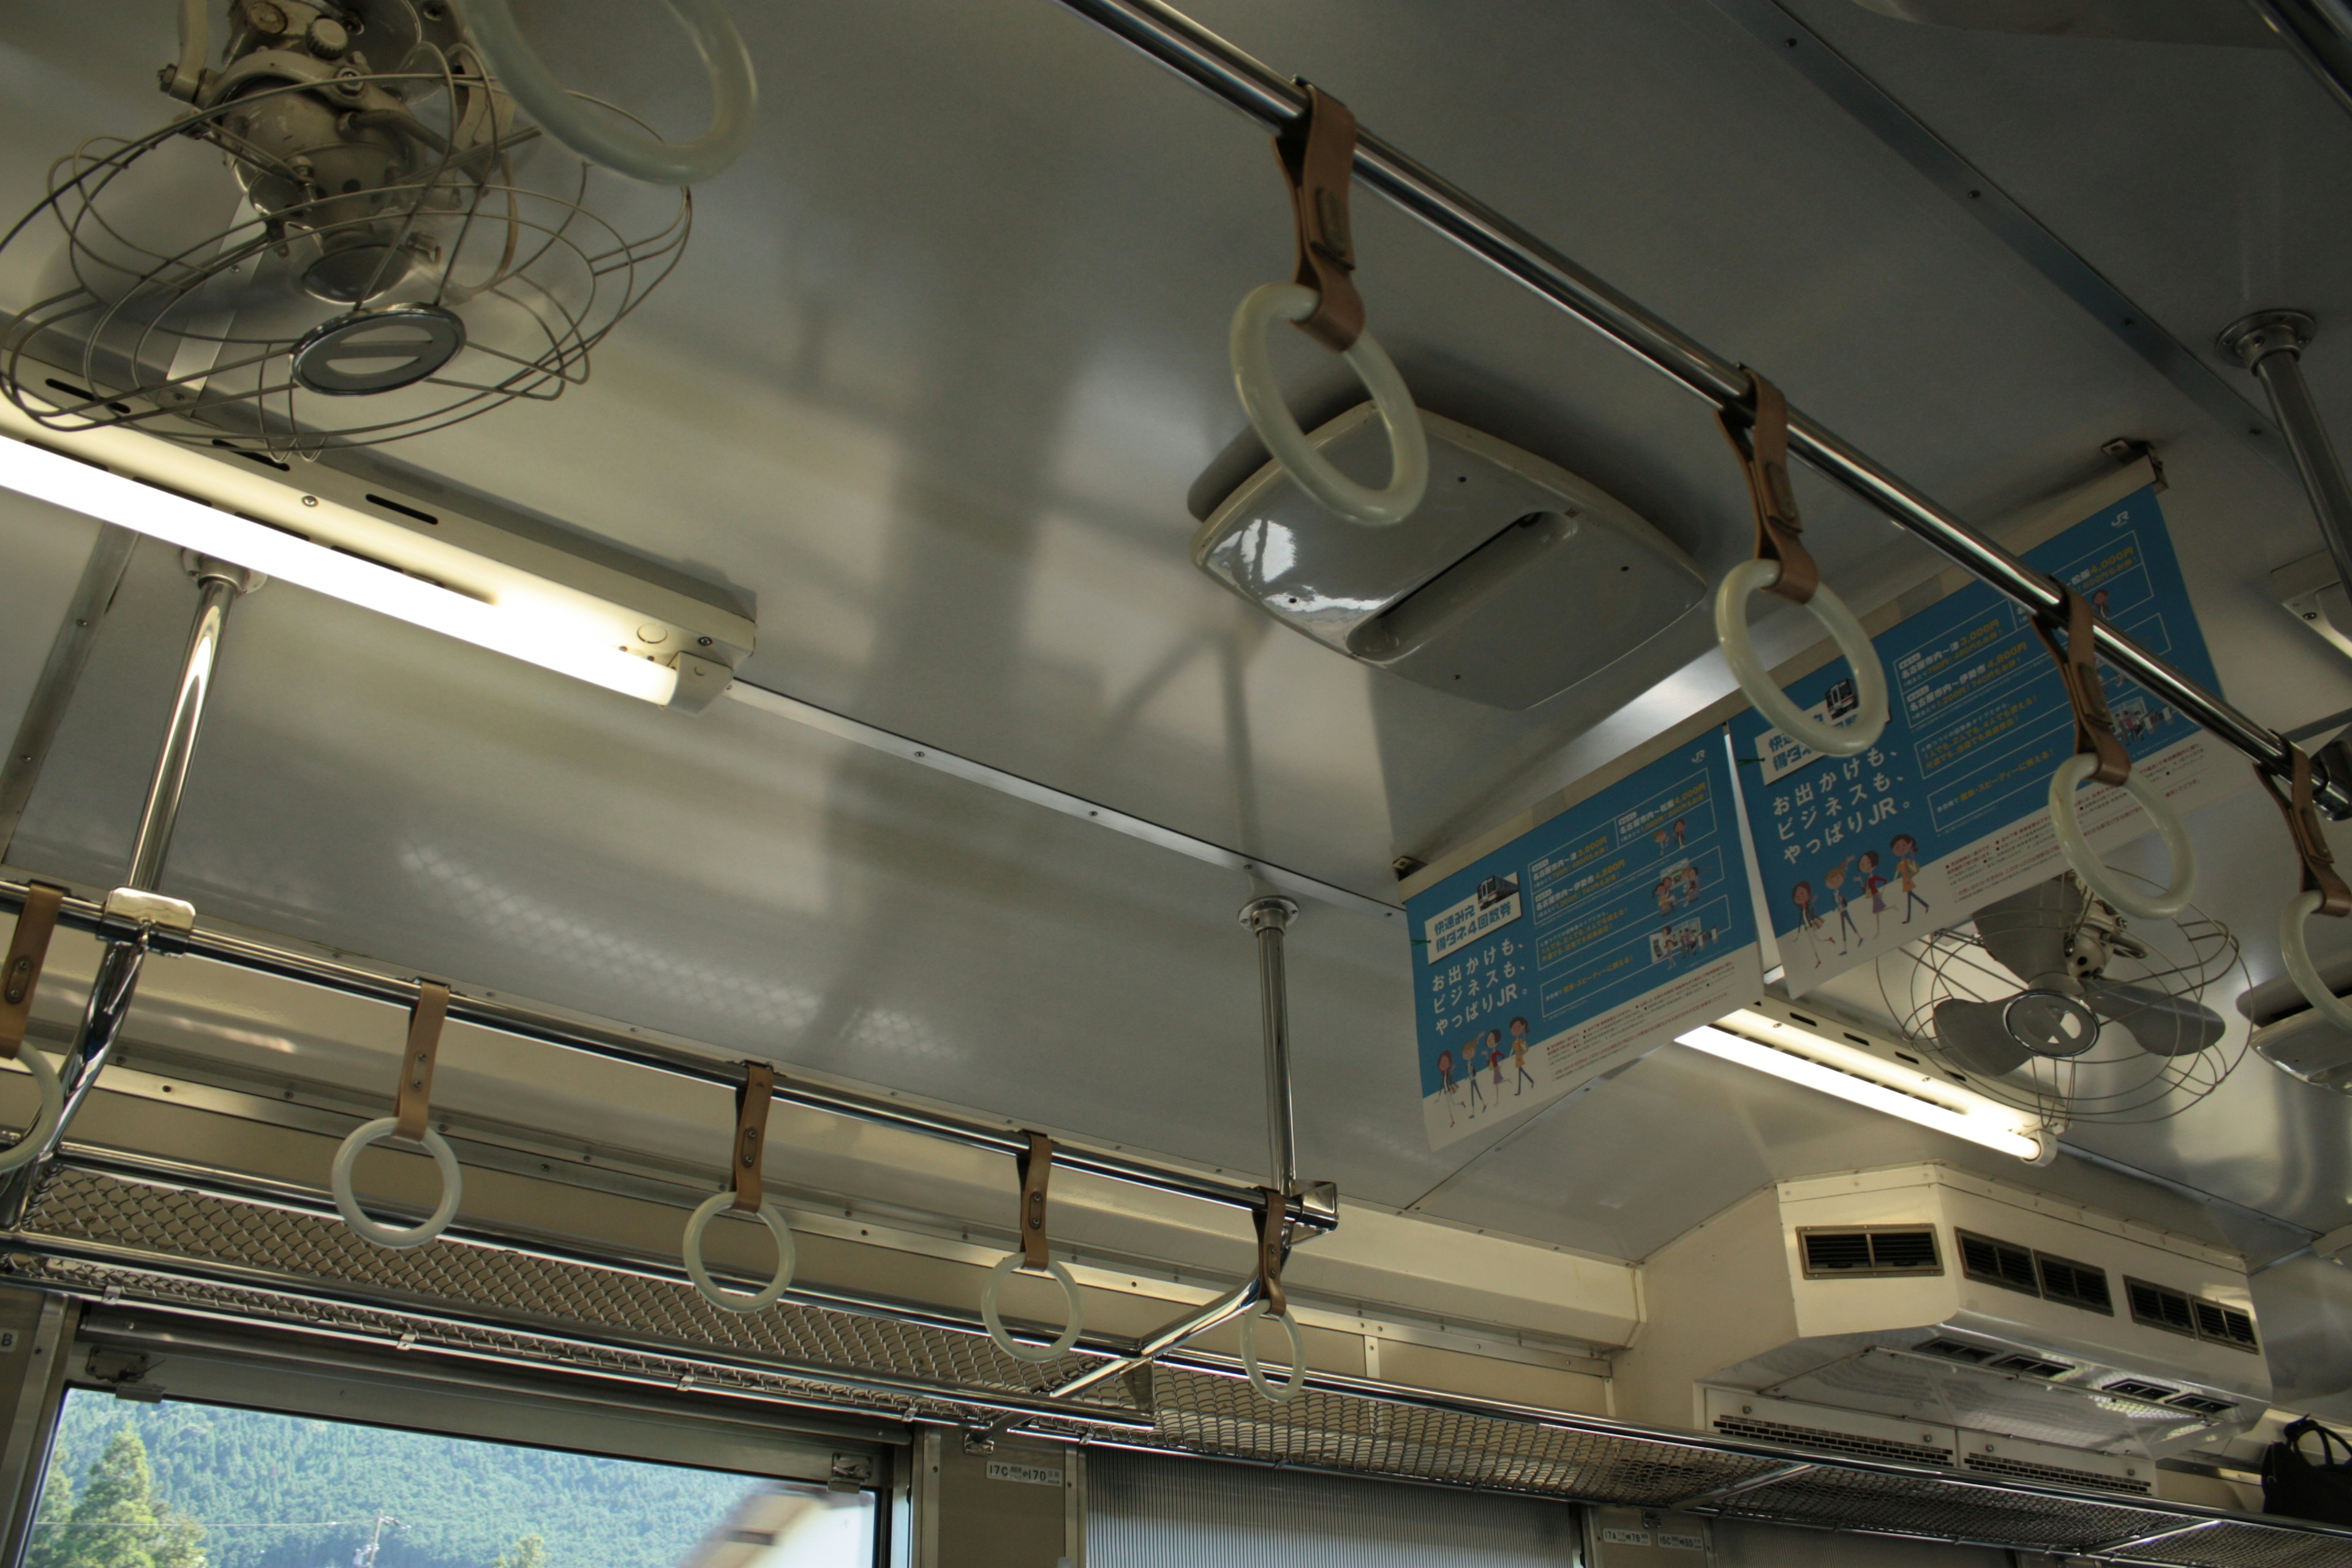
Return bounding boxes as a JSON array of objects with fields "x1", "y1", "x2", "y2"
[
  {"x1": 2125, "y1": 1278, "x2": 2198, "y2": 1337},
  {"x1": 1956, "y1": 1230, "x2": 2039, "y2": 1295},
  {"x1": 1800, "y1": 1226, "x2": 1943, "y2": 1279},
  {"x1": 2034, "y1": 1253, "x2": 2113, "y2": 1316},
  {"x1": 1991, "y1": 1354, "x2": 2074, "y2": 1379},
  {"x1": 1917, "y1": 1338, "x2": 1994, "y2": 1364},
  {"x1": 2167, "y1": 1393, "x2": 2239, "y2": 1417},
  {"x1": 2191, "y1": 1300, "x2": 2260, "y2": 1354},
  {"x1": 2102, "y1": 1379, "x2": 2180, "y2": 1403}
]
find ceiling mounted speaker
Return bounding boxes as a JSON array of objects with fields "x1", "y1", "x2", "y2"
[{"x1": 1193, "y1": 406, "x2": 1703, "y2": 709}]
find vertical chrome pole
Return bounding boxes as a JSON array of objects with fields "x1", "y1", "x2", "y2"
[
  {"x1": 10, "y1": 559, "x2": 252, "y2": 1201},
  {"x1": 2222, "y1": 312, "x2": 2352, "y2": 600},
  {"x1": 1240, "y1": 895, "x2": 1300, "y2": 1196}
]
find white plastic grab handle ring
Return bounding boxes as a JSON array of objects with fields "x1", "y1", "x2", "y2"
[
  {"x1": 1240, "y1": 1302, "x2": 1305, "y2": 1404},
  {"x1": 457, "y1": 0, "x2": 758, "y2": 186},
  {"x1": 331, "y1": 1118, "x2": 463, "y2": 1250},
  {"x1": 2280, "y1": 887, "x2": 2352, "y2": 1032},
  {"x1": 2047, "y1": 752, "x2": 2198, "y2": 921},
  {"x1": 681, "y1": 1191, "x2": 796, "y2": 1313},
  {"x1": 1229, "y1": 281, "x2": 1428, "y2": 528},
  {"x1": 0, "y1": 1048, "x2": 64, "y2": 1175},
  {"x1": 1714, "y1": 558, "x2": 1888, "y2": 758},
  {"x1": 979, "y1": 1252, "x2": 1084, "y2": 1363}
]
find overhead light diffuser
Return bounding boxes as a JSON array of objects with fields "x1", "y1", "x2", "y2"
[
  {"x1": 0, "y1": 388, "x2": 752, "y2": 707},
  {"x1": 1678, "y1": 1006, "x2": 2050, "y2": 1162}
]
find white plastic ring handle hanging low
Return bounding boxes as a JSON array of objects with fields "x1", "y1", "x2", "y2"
[
  {"x1": 456, "y1": 0, "x2": 758, "y2": 186},
  {"x1": 682, "y1": 1060, "x2": 795, "y2": 1313},
  {"x1": 979, "y1": 1254, "x2": 1085, "y2": 1362},
  {"x1": 331, "y1": 1118, "x2": 464, "y2": 1249},
  {"x1": 1712, "y1": 372, "x2": 1887, "y2": 758},
  {"x1": 2048, "y1": 754, "x2": 2197, "y2": 921},
  {"x1": 1230, "y1": 282, "x2": 1427, "y2": 527},
  {"x1": 1240, "y1": 1300, "x2": 1305, "y2": 1403},
  {"x1": 2032, "y1": 586, "x2": 2195, "y2": 922},
  {"x1": 2263, "y1": 748, "x2": 2352, "y2": 1027},
  {"x1": 331, "y1": 980, "x2": 461, "y2": 1249},
  {"x1": 681, "y1": 1191, "x2": 797, "y2": 1313},
  {"x1": 1714, "y1": 560, "x2": 1887, "y2": 758}
]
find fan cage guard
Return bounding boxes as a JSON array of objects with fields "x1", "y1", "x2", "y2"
[
  {"x1": 0, "y1": 62, "x2": 687, "y2": 458},
  {"x1": 1880, "y1": 873, "x2": 2245, "y2": 1126}
]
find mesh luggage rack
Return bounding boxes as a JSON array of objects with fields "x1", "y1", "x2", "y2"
[{"x1": 8, "y1": 1161, "x2": 2350, "y2": 1567}]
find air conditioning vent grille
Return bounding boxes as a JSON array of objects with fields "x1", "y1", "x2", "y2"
[
  {"x1": 1962, "y1": 1453, "x2": 2151, "y2": 1496},
  {"x1": 1918, "y1": 1338, "x2": 1994, "y2": 1364},
  {"x1": 1798, "y1": 1226, "x2": 1942, "y2": 1279},
  {"x1": 2035, "y1": 1254, "x2": 2113, "y2": 1316},
  {"x1": 2101, "y1": 1379, "x2": 2179, "y2": 1403},
  {"x1": 2128, "y1": 1278, "x2": 2258, "y2": 1351},
  {"x1": 1713, "y1": 1416, "x2": 1953, "y2": 1468},
  {"x1": 1991, "y1": 1354, "x2": 2073, "y2": 1379},
  {"x1": 1957, "y1": 1230, "x2": 2039, "y2": 1295},
  {"x1": 2166, "y1": 1393, "x2": 2237, "y2": 1417}
]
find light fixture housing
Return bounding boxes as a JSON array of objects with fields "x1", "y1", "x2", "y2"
[
  {"x1": 1679, "y1": 1000, "x2": 2053, "y2": 1162},
  {"x1": 0, "y1": 380, "x2": 752, "y2": 707}
]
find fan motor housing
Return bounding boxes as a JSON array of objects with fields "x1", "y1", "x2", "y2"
[{"x1": 1193, "y1": 405, "x2": 1703, "y2": 709}]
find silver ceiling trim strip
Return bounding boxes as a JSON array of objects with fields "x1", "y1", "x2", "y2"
[
  {"x1": 1050, "y1": 0, "x2": 2349, "y2": 816},
  {"x1": 722, "y1": 680, "x2": 1401, "y2": 922},
  {"x1": 1705, "y1": 0, "x2": 2291, "y2": 480}
]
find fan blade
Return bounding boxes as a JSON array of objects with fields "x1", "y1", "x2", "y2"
[
  {"x1": 1932, "y1": 999, "x2": 2032, "y2": 1076},
  {"x1": 2083, "y1": 980, "x2": 2227, "y2": 1057},
  {"x1": 1973, "y1": 876, "x2": 2082, "y2": 987}
]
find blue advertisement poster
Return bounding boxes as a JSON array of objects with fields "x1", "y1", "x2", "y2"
[
  {"x1": 1406, "y1": 739, "x2": 1762, "y2": 1150},
  {"x1": 1732, "y1": 485, "x2": 2245, "y2": 995}
]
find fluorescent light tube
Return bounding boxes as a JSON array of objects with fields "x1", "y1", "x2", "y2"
[
  {"x1": 1677, "y1": 1020, "x2": 2049, "y2": 1161},
  {"x1": 0, "y1": 434, "x2": 680, "y2": 704}
]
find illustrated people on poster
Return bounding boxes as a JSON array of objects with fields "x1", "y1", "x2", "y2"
[
  {"x1": 1466, "y1": 1039, "x2": 1487, "y2": 1117},
  {"x1": 1655, "y1": 878, "x2": 1677, "y2": 917},
  {"x1": 1653, "y1": 826, "x2": 1672, "y2": 859},
  {"x1": 1823, "y1": 858, "x2": 1860, "y2": 953},
  {"x1": 1891, "y1": 832, "x2": 1930, "y2": 924},
  {"x1": 1789, "y1": 880, "x2": 1820, "y2": 963},
  {"x1": 1679, "y1": 865, "x2": 1700, "y2": 903},
  {"x1": 2090, "y1": 586, "x2": 2113, "y2": 620},
  {"x1": 1437, "y1": 1047, "x2": 1458, "y2": 1126},
  {"x1": 1487, "y1": 1029, "x2": 1506, "y2": 1098},
  {"x1": 1857, "y1": 849, "x2": 1888, "y2": 939},
  {"x1": 1672, "y1": 816, "x2": 1687, "y2": 850},
  {"x1": 1509, "y1": 1016, "x2": 1535, "y2": 1095}
]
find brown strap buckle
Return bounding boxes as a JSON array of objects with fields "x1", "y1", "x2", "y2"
[
  {"x1": 2262, "y1": 747, "x2": 2351, "y2": 918},
  {"x1": 1255, "y1": 1188, "x2": 1289, "y2": 1318},
  {"x1": 0, "y1": 884, "x2": 69, "y2": 1061},
  {"x1": 391, "y1": 981, "x2": 451, "y2": 1142},
  {"x1": 731, "y1": 1061, "x2": 775, "y2": 1212},
  {"x1": 1274, "y1": 83, "x2": 1363, "y2": 353},
  {"x1": 1016, "y1": 1132, "x2": 1054, "y2": 1270},
  {"x1": 1717, "y1": 371, "x2": 1818, "y2": 605},
  {"x1": 2030, "y1": 584, "x2": 2130, "y2": 788}
]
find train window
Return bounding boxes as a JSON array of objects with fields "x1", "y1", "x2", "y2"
[{"x1": 24, "y1": 1390, "x2": 875, "y2": 1568}]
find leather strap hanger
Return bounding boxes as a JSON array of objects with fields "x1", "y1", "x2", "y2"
[
  {"x1": 1717, "y1": 371, "x2": 1819, "y2": 605},
  {"x1": 1016, "y1": 1131, "x2": 1054, "y2": 1270},
  {"x1": 731, "y1": 1061, "x2": 775, "y2": 1212},
  {"x1": 1254, "y1": 1188, "x2": 1288, "y2": 1319},
  {"x1": 391, "y1": 981, "x2": 451, "y2": 1142},
  {"x1": 2263, "y1": 746, "x2": 2351, "y2": 918},
  {"x1": 1274, "y1": 83, "x2": 1363, "y2": 353},
  {"x1": 0, "y1": 885, "x2": 67, "y2": 1060},
  {"x1": 2030, "y1": 585, "x2": 2130, "y2": 788}
]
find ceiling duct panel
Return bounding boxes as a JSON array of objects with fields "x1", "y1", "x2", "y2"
[{"x1": 1194, "y1": 407, "x2": 1702, "y2": 709}]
